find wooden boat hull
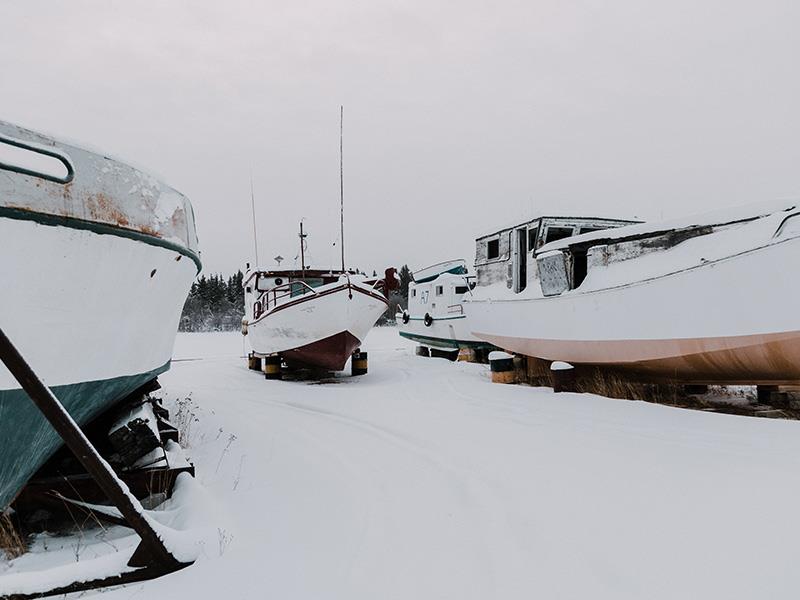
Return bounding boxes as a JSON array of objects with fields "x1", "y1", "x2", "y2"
[
  {"x1": 468, "y1": 234, "x2": 800, "y2": 384},
  {"x1": 247, "y1": 282, "x2": 388, "y2": 370}
]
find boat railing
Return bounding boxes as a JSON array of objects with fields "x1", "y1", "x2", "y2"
[{"x1": 259, "y1": 280, "x2": 318, "y2": 311}]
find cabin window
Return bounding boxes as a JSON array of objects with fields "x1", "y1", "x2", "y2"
[
  {"x1": 572, "y1": 248, "x2": 588, "y2": 288},
  {"x1": 411, "y1": 289, "x2": 416, "y2": 297},
  {"x1": 435, "y1": 285, "x2": 443, "y2": 296},
  {"x1": 528, "y1": 227, "x2": 538, "y2": 251},
  {"x1": 487, "y1": 238, "x2": 500, "y2": 259},
  {"x1": 246, "y1": 286, "x2": 252, "y2": 294},
  {"x1": 544, "y1": 227, "x2": 574, "y2": 245},
  {"x1": 454, "y1": 285, "x2": 468, "y2": 294},
  {"x1": 579, "y1": 226, "x2": 602, "y2": 235}
]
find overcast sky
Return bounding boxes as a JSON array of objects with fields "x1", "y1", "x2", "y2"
[{"x1": 3, "y1": 0, "x2": 799, "y2": 275}]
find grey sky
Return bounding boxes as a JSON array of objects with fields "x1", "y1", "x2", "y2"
[{"x1": 3, "y1": 0, "x2": 799, "y2": 275}]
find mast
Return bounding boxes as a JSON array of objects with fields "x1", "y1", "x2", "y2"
[
  {"x1": 250, "y1": 175, "x2": 259, "y2": 268},
  {"x1": 299, "y1": 221, "x2": 307, "y2": 278},
  {"x1": 339, "y1": 105, "x2": 345, "y2": 273}
]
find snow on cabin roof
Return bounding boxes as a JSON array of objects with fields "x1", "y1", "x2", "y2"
[
  {"x1": 537, "y1": 199, "x2": 798, "y2": 254},
  {"x1": 475, "y1": 215, "x2": 639, "y2": 241},
  {"x1": 413, "y1": 259, "x2": 467, "y2": 283}
]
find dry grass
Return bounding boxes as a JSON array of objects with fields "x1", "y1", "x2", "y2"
[
  {"x1": 574, "y1": 368, "x2": 682, "y2": 404},
  {"x1": 520, "y1": 356, "x2": 683, "y2": 404},
  {"x1": 0, "y1": 512, "x2": 26, "y2": 559}
]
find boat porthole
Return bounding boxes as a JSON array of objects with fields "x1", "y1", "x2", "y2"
[{"x1": 150, "y1": 269, "x2": 157, "y2": 278}]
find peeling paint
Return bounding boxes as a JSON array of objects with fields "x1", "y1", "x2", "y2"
[{"x1": 0, "y1": 120, "x2": 199, "y2": 254}]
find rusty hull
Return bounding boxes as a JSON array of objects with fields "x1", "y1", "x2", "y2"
[{"x1": 0, "y1": 120, "x2": 198, "y2": 255}]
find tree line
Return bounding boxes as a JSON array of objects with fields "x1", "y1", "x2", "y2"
[{"x1": 179, "y1": 265, "x2": 413, "y2": 332}]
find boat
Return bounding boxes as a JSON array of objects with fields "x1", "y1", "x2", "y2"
[
  {"x1": 467, "y1": 201, "x2": 800, "y2": 384},
  {"x1": 241, "y1": 107, "x2": 394, "y2": 373},
  {"x1": 397, "y1": 259, "x2": 494, "y2": 352},
  {"x1": 0, "y1": 120, "x2": 201, "y2": 510},
  {"x1": 242, "y1": 264, "x2": 392, "y2": 370}
]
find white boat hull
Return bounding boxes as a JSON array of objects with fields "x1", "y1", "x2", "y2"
[
  {"x1": 247, "y1": 282, "x2": 388, "y2": 370},
  {"x1": 0, "y1": 217, "x2": 197, "y2": 507},
  {"x1": 467, "y1": 235, "x2": 800, "y2": 384}
]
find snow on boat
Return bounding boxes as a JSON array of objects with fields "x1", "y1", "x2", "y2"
[
  {"x1": 397, "y1": 259, "x2": 493, "y2": 351},
  {"x1": 0, "y1": 121, "x2": 200, "y2": 510},
  {"x1": 467, "y1": 201, "x2": 800, "y2": 384},
  {"x1": 412, "y1": 259, "x2": 469, "y2": 284},
  {"x1": 243, "y1": 268, "x2": 391, "y2": 371}
]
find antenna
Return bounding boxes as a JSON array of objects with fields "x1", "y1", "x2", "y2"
[
  {"x1": 299, "y1": 220, "x2": 307, "y2": 278},
  {"x1": 339, "y1": 105, "x2": 345, "y2": 272},
  {"x1": 250, "y1": 175, "x2": 259, "y2": 268}
]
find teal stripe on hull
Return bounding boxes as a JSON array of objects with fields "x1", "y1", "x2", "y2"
[
  {"x1": 399, "y1": 330, "x2": 495, "y2": 350},
  {"x1": 0, "y1": 206, "x2": 202, "y2": 273},
  {"x1": 0, "y1": 361, "x2": 170, "y2": 509}
]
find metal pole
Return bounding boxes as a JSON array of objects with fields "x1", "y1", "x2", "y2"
[
  {"x1": 299, "y1": 221, "x2": 306, "y2": 278},
  {"x1": 250, "y1": 175, "x2": 259, "y2": 268},
  {"x1": 0, "y1": 327, "x2": 183, "y2": 571},
  {"x1": 339, "y1": 105, "x2": 345, "y2": 273}
]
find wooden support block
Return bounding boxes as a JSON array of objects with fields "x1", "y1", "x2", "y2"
[
  {"x1": 247, "y1": 354, "x2": 262, "y2": 371},
  {"x1": 550, "y1": 361, "x2": 575, "y2": 393},
  {"x1": 264, "y1": 355, "x2": 282, "y2": 380},
  {"x1": 108, "y1": 402, "x2": 162, "y2": 468},
  {"x1": 352, "y1": 351, "x2": 368, "y2": 376},
  {"x1": 416, "y1": 346, "x2": 430, "y2": 357},
  {"x1": 489, "y1": 351, "x2": 516, "y2": 384},
  {"x1": 430, "y1": 348, "x2": 458, "y2": 361},
  {"x1": 457, "y1": 348, "x2": 477, "y2": 362}
]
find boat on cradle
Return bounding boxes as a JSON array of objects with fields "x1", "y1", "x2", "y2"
[
  {"x1": 242, "y1": 267, "x2": 393, "y2": 371},
  {"x1": 0, "y1": 120, "x2": 201, "y2": 510},
  {"x1": 397, "y1": 259, "x2": 494, "y2": 352},
  {"x1": 467, "y1": 201, "x2": 800, "y2": 384}
]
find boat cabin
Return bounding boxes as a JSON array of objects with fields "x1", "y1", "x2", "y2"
[
  {"x1": 474, "y1": 216, "x2": 639, "y2": 292},
  {"x1": 530, "y1": 202, "x2": 793, "y2": 298},
  {"x1": 409, "y1": 272, "x2": 476, "y2": 320},
  {"x1": 244, "y1": 268, "x2": 353, "y2": 314}
]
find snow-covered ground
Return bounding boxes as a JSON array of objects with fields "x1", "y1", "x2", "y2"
[{"x1": 6, "y1": 326, "x2": 800, "y2": 598}]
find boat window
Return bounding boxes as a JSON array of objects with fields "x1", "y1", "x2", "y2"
[
  {"x1": 289, "y1": 281, "x2": 314, "y2": 297},
  {"x1": 411, "y1": 289, "x2": 416, "y2": 297},
  {"x1": 572, "y1": 248, "x2": 588, "y2": 288},
  {"x1": 528, "y1": 227, "x2": 538, "y2": 251},
  {"x1": 454, "y1": 285, "x2": 469, "y2": 294},
  {"x1": 435, "y1": 285, "x2": 443, "y2": 296},
  {"x1": 487, "y1": 238, "x2": 500, "y2": 259},
  {"x1": 578, "y1": 226, "x2": 602, "y2": 235},
  {"x1": 544, "y1": 226, "x2": 575, "y2": 245},
  {"x1": 301, "y1": 277, "x2": 324, "y2": 288}
]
